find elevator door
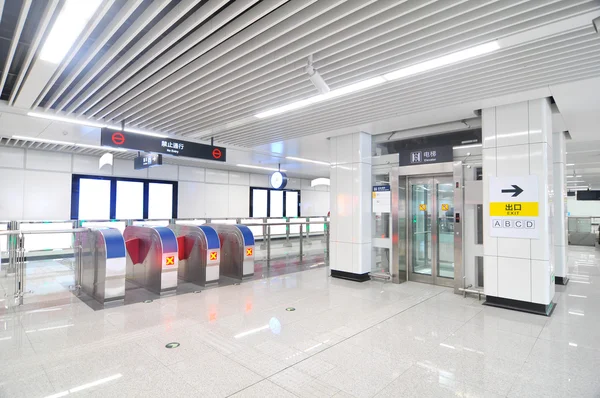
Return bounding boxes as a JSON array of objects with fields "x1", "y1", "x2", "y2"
[{"x1": 408, "y1": 175, "x2": 455, "y2": 287}]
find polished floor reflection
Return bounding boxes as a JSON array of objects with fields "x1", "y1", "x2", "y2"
[{"x1": 2, "y1": 246, "x2": 600, "y2": 397}]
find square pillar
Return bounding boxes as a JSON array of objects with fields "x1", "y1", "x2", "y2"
[
  {"x1": 482, "y1": 98, "x2": 556, "y2": 316},
  {"x1": 329, "y1": 132, "x2": 372, "y2": 281},
  {"x1": 553, "y1": 131, "x2": 568, "y2": 285}
]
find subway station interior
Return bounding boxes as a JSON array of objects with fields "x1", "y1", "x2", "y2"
[{"x1": 1, "y1": 1, "x2": 600, "y2": 397}]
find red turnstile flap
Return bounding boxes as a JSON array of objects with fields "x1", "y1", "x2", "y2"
[
  {"x1": 125, "y1": 238, "x2": 141, "y2": 264},
  {"x1": 177, "y1": 236, "x2": 186, "y2": 261}
]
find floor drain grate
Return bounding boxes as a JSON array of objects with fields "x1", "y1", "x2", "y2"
[
  {"x1": 165, "y1": 342, "x2": 180, "y2": 349},
  {"x1": 144, "y1": 299, "x2": 153, "y2": 303},
  {"x1": 286, "y1": 307, "x2": 296, "y2": 312}
]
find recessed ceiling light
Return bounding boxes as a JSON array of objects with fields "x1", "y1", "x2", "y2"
[
  {"x1": 286, "y1": 156, "x2": 330, "y2": 166},
  {"x1": 12, "y1": 135, "x2": 74, "y2": 146},
  {"x1": 28, "y1": 111, "x2": 105, "y2": 128},
  {"x1": 39, "y1": 0, "x2": 103, "y2": 64},
  {"x1": 237, "y1": 164, "x2": 286, "y2": 172}
]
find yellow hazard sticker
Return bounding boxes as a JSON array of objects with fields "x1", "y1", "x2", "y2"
[
  {"x1": 419, "y1": 204, "x2": 427, "y2": 211},
  {"x1": 441, "y1": 203, "x2": 449, "y2": 211},
  {"x1": 489, "y1": 202, "x2": 538, "y2": 217},
  {"x1": 372, "y1": 192, "x2": 377, "y2": 198}
]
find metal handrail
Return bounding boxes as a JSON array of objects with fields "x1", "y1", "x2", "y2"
[{"x1": 0, "y1": 228, "x2": 90, "y2": 236}]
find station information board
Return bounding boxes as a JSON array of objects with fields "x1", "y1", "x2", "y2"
[
  {"x1": 372, "y1": 185, "x2": 391, "y2": 213},
  {"x1": 101, "y1": 128, "x2": 226, "y2": 162},
  {"x1": 489, "y1": 175, "x2": 540, "y2": 239}
]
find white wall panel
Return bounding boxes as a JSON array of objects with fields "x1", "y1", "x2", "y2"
[
  {"x1": 113, "y1": 159, "x2": 148, "y2": 179},
  {"x1": 73, "y1": 154, "x2": 112, "y2": 175},
  {"x1": 286, "y1": 177, "x2": 301, "y2": 189},
  {"x1": 0, "y1": 147, "x2": 25, "y2": 168},
  {"x1": 148, "y1": 164, "x2": 178, "y2": 180},
  {"x1": 228, "y1": 171, "x2": 249, "y2": 186},
  {"x1": 205, "y1": 169, "x2": 229, "y2": 184},
  {"x1": 228, "y1": 185, "x2": 249, "y2": 217},
  {"x1": 178, "y1": 166, "x2": 205, "y2": 182},
  {"x1": 301, "y1": 190, "x2": 330, "y2": 216},
  {"x1": 204, "y1": 184, "x2": 229, "y2": 218},
  {"x1": 23, "y1": 171, "x2": 71, "y2": 220},
  {"x1": 178, "y1": 181, "x2": 206, "y2": 218},
  {"x1": 250, "y1": 173, "x2": 269, "y2": 187},
  {"x1": 0, "y1": 168, "x2": 24, "y2": 219},
  {"x1": 26, "y1": 150, "x2": 71, "y2": 172}
]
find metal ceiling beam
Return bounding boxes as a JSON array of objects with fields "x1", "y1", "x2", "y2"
[
  {"x1": 52, "y1": 0, "x2": 173, "y2": 112},
  {"x1": 143, "y1": 0, "x2": 449, "y2": 129},
  {"x1": 82, "y1": 0, "x2": 270, "y2": 117},
  {"x1": 0, "y1": 0, "x2": 31, "y2": 96},
  {"x1": 172, "y1": 5, "x2": 596, "y2": 136},
  {"x1": 144, "y1": 0, "x2": 561, "y2": 130},
  {"x1": 228, "y1": 59, "x2": 600, "y2": 146},
  {"x1": 96, "y1": 0, "x2": 323, "y2": 121},
  {"x1": 32, "y1": 0, "x2": 116, "y2": 108},
  {"x1": 122, "y1": 0, "x2": 396, "y2": 125},
  {"x1": 42, "y1": 0, "x2": 144, "y2": 111},
  {"x1": 8, "y1": 0, "x2": 59, "y2": 105},
  {"x1": 65, "y1": 0, "x2": 222, "y2": 115}
]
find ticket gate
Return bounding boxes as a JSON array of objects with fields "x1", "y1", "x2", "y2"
[
  {"x1": 76, "y1": 228, "x2": 127, "y2": 304},
  {"x1": 123, "y1": 226, "x2": 179, "y2": 295},
  {"x1": 169, "y1": 224, "x2": 220, "y2": 286},
  {"x1": 208, "y1": 224, "x2": 255, "y2": 280}
]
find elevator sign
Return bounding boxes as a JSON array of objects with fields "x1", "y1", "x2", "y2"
[{"x1": 489, "y1": 175, "x2": 540, "y2": 239}]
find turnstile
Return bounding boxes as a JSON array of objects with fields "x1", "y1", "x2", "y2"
[
  {"x1": 169, "y1": 224, "x2": 220, "y2": 285},
  {"x1": 76, "y1": 228, "x2": 127, "y2": 304},
  {"x1": 208, "y1": 224, "x2": 255, "y2": 279},
  {"x1": 123, "y1": 226, "x2": 179, "y2": 295}
]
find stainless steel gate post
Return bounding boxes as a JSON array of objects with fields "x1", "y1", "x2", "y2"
[
  {"x1": 284, "y1": 218, "x2": 292, "y2": 247},
  {"x1": 325, "y1": 222, "x2": 330, "y2": 265},
  {"x1": 299, "y1": 224, "x2": 303, "y2": 262},
  {"x1": 266, "y1": 226, "x2": 271, "y2": 268},
  {"x1": 260, "y1": 218, "x2": 267, "y2": 249}
]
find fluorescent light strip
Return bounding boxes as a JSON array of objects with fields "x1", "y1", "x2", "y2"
[
  {"x1": 254, "y1": 41, "x2": 499, "y2": 119},
  {"x1": 13, "y1": 135, "x2": 75, "y2": 146},
  {"x1": 76, "y1": 143, "x2": 127, "y2": 152},
  {"x1": 286, "y1": 156, "x2": 330, "y2": 166},
  {"x1": 27, "y1": 112, "x2": 169, "y2": 138},
  {"x1": 453, "y1": 143, "x2": 482, "y2": 150},
  {"x1": 567, "y1": 175, "x2": 582, "y2": 178},
  {"x1": 567, "y1": 164, "x2": 575, "y2": 166},
  {"x1": 39, "y1": 0, "x2": 103, "y2": 64},
  {"x1": 237, "y1": 164, "x2": 287, "y2": 172},
  {"x1": 28, "y1": 112, "x2": 105, "y2": 128}
]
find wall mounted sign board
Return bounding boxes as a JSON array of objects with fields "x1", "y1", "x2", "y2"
[
  {"x1": 101, "y1": 128, "x2": 226, "y2": 162},
  {"x1": 398, "y1": 145, "x2": 453, "y2": 166},
  {"x1": 489, "y1": 175, "x2": 540, "y2": 239},
  {"x1": 134, "y1": 153, "x2": 162, "y2": 169},
  {"x1": 372, "y1": 185, "x2": 390, "y2": 213}
]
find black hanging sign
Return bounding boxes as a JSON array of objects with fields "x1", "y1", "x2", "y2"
[
  {"x1": 100, "y1": 128, "x2": 226, "y2": 162},
  {"x1": 398, "y1": 146, "x2": 453, "y2": 166},
  {"x1": 134, "y1": 153, "x2": 162, "y2": 169}
]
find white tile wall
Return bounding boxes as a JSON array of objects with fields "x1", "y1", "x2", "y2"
[
  {"x1": 73, "y1": 154, "x2": 112, "y2": 175},
  {"x1": 113, "y1": 159, "x2": 148, "y2": 179},
  {"x1": 483, "y1": 255, "x2": 498, "y2": 297},
  {"x1": 495, "y1": 102, "x2": 528, "y2": 148},
  {"x1": 148, "y1": 164, "x2": 178, "y2": 180},
  {"x1": 0, "y1": 147, "x2": 25, "y2": 168},
  {"x1": 497, "y1": 257, "x2": 531, "y2": 302},
  {"x1": 0, "y1": 168, "x2": 24, "y2": 219},
  {"x1": 26, "y1": 150, "x2": 71, "y2": 172},
  {"x1": 178, "y1": 181, "x2": 206, "y2": 218},
  {"x1": 205, "y1": 169, "x2": 229, "y2": 184},
  {"x1": 204, "y1": 183, "x2": 229, "y2": 218},
  {"x1": 250, "y1": 173, "x2": 269, "y2": 187},
  {"x1": 228, "y1": 171, "x2": 249, "y2": 186},
  {"x1": 23, "y1": 171, "x2": 71, "y2": 220},
  {"x1": 531, "y1": 259, "x2": 551, "y2": 304},
  {"x1": 178, "y1": 166, "x2": 204, "y2": 182},
  {"x1": 229, "y1": 185, "x2": 249, "y2": 216}
]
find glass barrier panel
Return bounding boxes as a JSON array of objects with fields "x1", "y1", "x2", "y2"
[
  {"x1": 133, "y1": 220, "x2": 170, "y2": 227},
  {"x1": 308, "y1": 218, "x2": 325, "y2": 235},
  {"x1": 267, "y1": 218, "x2": 286, "y2": 236},
  {"x1": 288, "y1": 218, "x2": 302, "y2": 234},
  {"x1": 175, "y1": 219, "x2": 206, "y2": 226},
  {"x1": 210, "y1": 219, "x2": 237, "y2": 225},
  {"x1": 20, "y1": 222, "x2": 73, "y2": 252},
  {"x1": 0, "y1": 223, "x2": 7, "y2": 252},
  {"x1": 81, "y1": 221, "x2": 126, "y2": 234},
  {"x1": 241, "y1": 219, "x2": 263, "y2": 240}
]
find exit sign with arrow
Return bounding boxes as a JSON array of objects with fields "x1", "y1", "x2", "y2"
[{"x1": 489, "y1": 175, "x2": 540, "y2": 239}]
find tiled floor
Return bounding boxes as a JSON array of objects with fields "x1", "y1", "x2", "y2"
[{"x1": 1, "y1": 246, "x2": 600, "y2": 397}]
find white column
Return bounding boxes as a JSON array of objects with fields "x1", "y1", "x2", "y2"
[
  {"x1": 553, "y1": 131, "x2": 568, "y2": 284},
  {"x1": 329, "y1": 132, "x2": 372, "y2": 281},
  {"x1": 482, "y1": 98, "x2": 556, "y2": 315}
]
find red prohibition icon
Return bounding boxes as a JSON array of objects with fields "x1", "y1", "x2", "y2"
[
  {"x1": 212, "y1": 148, "x2": 222, "y2": 159},
  {"x1": 111, "y1": 132, "x2": 125, "y2": 145}
]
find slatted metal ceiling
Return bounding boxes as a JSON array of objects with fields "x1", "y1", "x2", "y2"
[{"x1": 1, "y1": 0, "x2": 600, "y2": 149}]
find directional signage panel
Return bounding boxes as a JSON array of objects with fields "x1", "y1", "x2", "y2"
[
  {"x1": 489, "y1": 175, "x2": 540, "y2": 239},
  {"x1": 101, "y1": 128, "x2": 226, "y2": 162}
]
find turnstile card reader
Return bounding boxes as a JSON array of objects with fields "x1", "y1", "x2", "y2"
[
  {"x1": 208, "y1": 224, "x2": 255, "y2": 279},
  {"x1": 123, "y1": 226, "x2": 178, "y2": 295},
  {"x1": 169, "y1": 224, "x2": 220, "y2": 286},
  {"x1": 76, "y1": 228, "x2": 127, "y2": 304}
]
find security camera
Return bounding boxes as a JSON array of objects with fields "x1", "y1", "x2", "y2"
[{"x1": 594, "y1": 16, "x2": 600, "y2": 33}]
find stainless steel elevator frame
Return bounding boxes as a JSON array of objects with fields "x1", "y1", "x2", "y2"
[{"x1": 390, "y1": 161, "x2": 463, "y2": 291}]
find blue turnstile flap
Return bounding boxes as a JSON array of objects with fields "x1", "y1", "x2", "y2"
[
  {"x1": 154, "y1": 227, "x2": 178, "y2": 253},
  {"x1": 236, "y1": 224, "x2": 255, "y2": 246},
  {"x1": 98, "y1": 228, "x2": 126, "y2": 259},
  {"x1": 199, "y1": 226, "x2": 220, "y2": 249}
]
